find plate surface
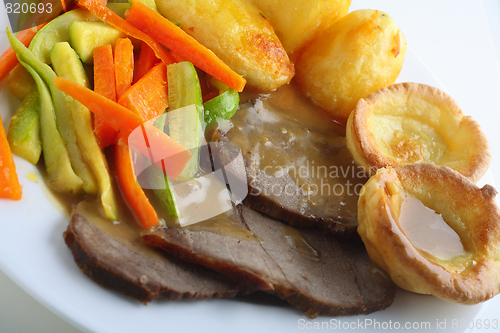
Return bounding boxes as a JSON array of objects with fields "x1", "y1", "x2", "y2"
[{"x1": 1, "y1": 1, "x2": 500, "y2": 332}]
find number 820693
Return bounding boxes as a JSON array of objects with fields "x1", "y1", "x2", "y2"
[
  {"x1": 5, "y1": 2, "x2": 52, "y2": 14},
  {"x1": 452, "y1": 319, "x2": 498, "y2": 330}
]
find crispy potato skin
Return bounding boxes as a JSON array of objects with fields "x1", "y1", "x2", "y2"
[
  {"x1": 248, "y1": 0, "x2": 351, "y2": 55},
  {"x1": 155, "y1": 0, "x2": 294, "y2": 91},
  {"x1": 294, "y1": 9, "x2": 407, "y2": 123}
]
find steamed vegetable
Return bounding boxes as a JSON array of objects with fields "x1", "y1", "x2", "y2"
[
  {"x1": 203, "y1": 80, "x2": 239, "y2": 125},
  {"x1": 134, "y1": 43, "x2": 159, "y2": 82},
  {"x1": 69, "y1": 21, "x2": 126, "y2": 64},
  {"x1": 7, "y1": 28, "x2": 97, "y2": 193},
  {"x1": 77, "y1": 0, "x2": 177, "y2": 66},
  {"x1": 29, "y1": 8, "x2": 99, "y2": 65},
  {"x1": 148, "y1": 114, "x2": 181, "y2": 218},
  {"x1": 20, "y1": 61, "x2": 84, "y2": 193},
  {"x1": 0, "y1": 23, "x2": 47, "y2": 82},
  {"x1": 53, "y1": 77, "x2": 145, "y2": 137},
  {"x1": 116, "y1": 136, "x2": 159, "y2": 228},
  {"x1": 0, "y1": 114, "x2": 22, "y2": 200},
  {"x1": 167, "y1": 61, "x2": 204, "y2": 180},
  {"x1": 51, "y1": 42, "x2": 118, "y2": 220},
  {"x1": 93, "y1": 44, "x2": 118, "y2": 149},
  {"x1": 7, "y1": 65, "x2": 35, "y2": 100},
  {"x1": 118, "y1": 62, "x2": 168, "y2": 121},
  {"x1": 53, "y1": 77, "x2": 192, "y2": 180},
  {"x1": 7, "y1": 89, "x2": 42, "y2": 165},
  {"x1": 113, "y1": 38, "x2": 134, "y2": 98}
]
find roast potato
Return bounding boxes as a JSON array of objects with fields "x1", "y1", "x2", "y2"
[
  {"x1": 294, "y1": 9, "x2": 407, "y2": 123},
  {"x1": 248, "y1": 0, "x2": 351, "y2": 55},
  {"x1": 155, "y1": 0, "x2": 294, "y2": 91}
]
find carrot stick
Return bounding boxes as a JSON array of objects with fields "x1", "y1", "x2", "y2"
[
  {"x1": 77, "y1": 0, "x2": 177, "y2": 67},
  {"x1": 127, "y1": 123, "x2": 191, "y2": 180},
  {"x1": 118, "y1": 62, "x2": 168, "y2": 121},
  {"x1": 53, "y1": 77, "x2": 191, "y2": 180},
  {"x1": 134, "y1": 42, "x2": 159, "y2": 83},
  {"x1": 125, "y1": 0, "x2": 246, "y2": 92},
  {"x1": 93, "y1": 44, "x2": 118, "y2": 149},
  {"x1": 115, "y1": 136, "x2": 158, "y2": 228},
  {"x1": 114, "y1": 38, "x2": 134, "y2": 98},
  {"x1": 94, "y1": 45, "x2": 116, "y2": 102},
  {"x1": 0, "y1": 114, "x2": 22, "y2": 200},
  {"x1": 0, "y1": 23, "x2": 48, "y2": 83},
  {"x1": 55, "y1": 76, "x2": 144, "y2": 137}
]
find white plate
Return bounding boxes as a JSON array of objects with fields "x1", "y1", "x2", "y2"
[{"x1": 1, "y1": 1, "x2": 500, "y2": 332}]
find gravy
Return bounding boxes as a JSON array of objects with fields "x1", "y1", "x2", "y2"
[
  {"x1": 222, "y1": 85, "x2": 367, "y2": 227},
  {"x1": 282, "y1": 224, "x2": 321, "y2": 262}
]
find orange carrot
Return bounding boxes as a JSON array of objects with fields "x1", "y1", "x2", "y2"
[
  {"x1": 114, "y1": 38, "x2": 134, "y2": 99},
  {"x1": 93, "y1": 44, "x2": 118, "y2": 149},
  {"x1": 77, "y1": 0, "x2": 177, "y2": 67},
  {"x1": 54, "y1": 77, "x2": 144, "y2": 137},
  {"x1": 0, "y1": 23, "x2": 48, "y2": 83},
  {"x1": 115, "y1": 136, "x2": 158, "y2": 228},
  {"x1": 202, "y1": 91, "x2": 219, "y2": 103},
  {"x1": 134, "y1": 42, "x2": 159, "y2": 83},
  {"x1": 125, "y1": 0, "x2": 246, "y2": 92},
  {"x1": 94, "y1": 45, "x2": 116, "y2": 101},
  {"x1": 0, "y1": 114, "x2": 22, "y2": 200},
  {"x1": 53, "y1": 77, "x2": 191, "y2": 180},
  {"x1": 118, "y1": 62, "x2": 168, "y2": 121},
  {"x1": 127, "y1": 123, "x2": 191, "y2": 181}
]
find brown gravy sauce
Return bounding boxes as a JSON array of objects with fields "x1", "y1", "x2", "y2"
[
  {"x1": 222, "y1": 85, "x2": 367, "y2": 224},
  {"x1": 45, "y1": 175, "x2": 258, "y2": 248},
  {"x1": 282, "y1": 225, "x2": 321, "y2": 261}
]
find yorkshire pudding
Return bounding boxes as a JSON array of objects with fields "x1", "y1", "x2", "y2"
[
  {"x1": 357, "y1": 164, "x2": 500, "y2": 304},
  {"x1": 346, "y1": 82, "x2": 490, "y2": 183}
]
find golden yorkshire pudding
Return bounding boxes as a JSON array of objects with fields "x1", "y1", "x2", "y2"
[
  {"x1": 357, "y1": 164, "x2": 500, "y2": 304},
  {"x1": 346, "y1": 82, "x2": 491, "y2": 183}
]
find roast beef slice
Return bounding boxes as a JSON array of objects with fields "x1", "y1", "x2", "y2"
[
  {"x1": 143, "y1": 205, "x2": 396, "y2": 317},
  {"x1": 64, "y1": 201, "x2": 239, "y2": 303}
]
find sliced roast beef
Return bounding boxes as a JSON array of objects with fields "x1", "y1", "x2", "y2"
[
  {"x1": 64, "y1": 201, "x2": 239, "y2": 303},
  {"x1": 215, "y1": 86, "x2": 368, "y2": 237},
  {"x1": 143, "y1": 205, "x2": 396, "y2": 317}
]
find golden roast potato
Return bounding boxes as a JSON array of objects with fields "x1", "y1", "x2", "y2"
[
  {"x1": 358, "y1": 165, "x2": 500, "y2": 304},
  {"x1": 248, "y1": 0, "x2": 351, "y2": 55},
  {"x1": 155, "y1": 0, "x2": 294, "y2": 91},
  {"x1": 294, "y1": 9, "x2": 406, "y2": 122}
]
